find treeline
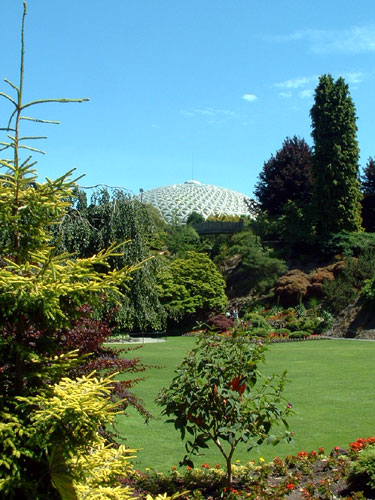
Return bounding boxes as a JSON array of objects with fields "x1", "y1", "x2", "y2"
[{"x1": 54, "y1": 74, "x2": 375, "y2": 331}]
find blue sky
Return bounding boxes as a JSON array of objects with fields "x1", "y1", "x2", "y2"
[{"x1": 1, "y1": 1, "x2": 375, "y2": 199}]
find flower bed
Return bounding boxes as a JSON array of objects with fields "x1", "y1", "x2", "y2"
[{"x1": 121, "y1": 438, "x2": 375, "y2": 499}]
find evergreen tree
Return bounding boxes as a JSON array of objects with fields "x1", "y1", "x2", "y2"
[
  {"x1": 254, "y1": 136, "x2": 313, "y2": 216},
  {"x1": 310, "y1": 74, "x2": 362, "y2": 237},
  {"x1": 361, "y1": 157, "x2": 375, "y2": 195},
  {"x1": 0, "y1": 5, "x2": 143, "y2": 496},
  {"x1": 361, "y1": 157, "x2": 375, "y2": 232}
]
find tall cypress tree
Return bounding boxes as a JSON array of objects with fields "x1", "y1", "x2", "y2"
[{"x1": 310, "y1": 74, "x2": 362, "y2": 237}]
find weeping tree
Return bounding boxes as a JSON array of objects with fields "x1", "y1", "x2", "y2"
[
  {"x1": 310, "y1": 74, "x2": 363, "y2": 237},
  {"x1": 57, "y1": 187, "x2": 167, "y2": 332}
]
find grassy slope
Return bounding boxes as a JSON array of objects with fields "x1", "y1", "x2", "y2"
[{"x1": 114, "y1": 338, "x2": 375, "y2": 472}]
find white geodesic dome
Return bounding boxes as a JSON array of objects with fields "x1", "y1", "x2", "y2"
[{"x1": 138, "y1": 180, "x2": 250, "y2": 223}]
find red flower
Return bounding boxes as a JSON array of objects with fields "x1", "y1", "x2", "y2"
[
  {"x1": 297, "y1": 451, "x2": 308, "y2": 458},
  {"x1": 201, "y1": 463, "x2": 210, "y2": 469},
  {"x1": 286, "y1": 483, "x2": 295, "y2": 490},
  {"x1": 231, "y1": 376, "x2": 246, "y2": 394}
]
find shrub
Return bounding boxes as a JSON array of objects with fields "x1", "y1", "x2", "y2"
[
  {"x1": 348, "y1": 446, "x2": 375, "y2": 493},
  {"x1": 249, "y1": 327, "x2": 271, "y2": 337},
  {"x1": 323, "y1": 255, "x2": 375, "y2": 313},
  {"x1": 156, "y1": 333, "x2": 293, "y2": 490},
  {"x1": 289, "y1": 330, "x2": 310, "y2": 339},
  {"x1": 274, "y1": 270, "x2": 310, "y2": 307},
  {"x1": 321, "y1": 231, "x2": 375, "y2": 258},
  {"x1": 280, "y1": 328, "x2": 291, "y2": 336},
  {"x1": 242, "y1": 312, "x2": 270, "y2": 329},
  {"x1": 206, "y1": 314, "x2": 234, "y2": 332}
]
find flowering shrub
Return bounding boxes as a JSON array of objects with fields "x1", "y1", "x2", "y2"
[
  {"x1": 350, "y1": 437, "x2": 375, "y2": 453},
  {"x1": 156, "y1": 333, "x2": 293, "y2": 490}
]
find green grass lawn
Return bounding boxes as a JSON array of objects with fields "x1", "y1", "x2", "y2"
[{"x1": 113, "y1": 337, "x2": 375, "y2": 472}]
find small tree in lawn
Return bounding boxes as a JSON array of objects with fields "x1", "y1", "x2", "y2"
[{"x1": 156, "y1": 332, "x2": 293, "y2": 491}]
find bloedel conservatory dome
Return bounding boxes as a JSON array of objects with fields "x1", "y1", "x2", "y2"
[{"x1": 139, "y1": 180, "x2": 250, "y2": 223}]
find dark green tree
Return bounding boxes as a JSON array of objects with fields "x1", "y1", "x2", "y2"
[
  {"x1": 310, "y1": 74, "x2": 362, "y2": 237},
  {"x1": 361, "y1": 157, "x2": 375, "y2": 232},
  {"x1": 254, "y1": 136, "x2": 313, "y2": 216},
  {"x1": 166, "y1": 223, "x2": 201, "y2": 256},
  {"x1": 186, "y1": 211, "x2": 205, "y2": 225},
  {"x1": 253, "y1": 137, "x2": 315, "y2": 256},
  {"x1": 218, "y1": 231, "x2": 287, "y2": 296}
]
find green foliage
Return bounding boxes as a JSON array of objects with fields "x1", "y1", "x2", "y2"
[
  {"x1": 166, "y1": 224, "x2": 201, "y2": 256},
  {"x1": 323, "y1": 253, "x2": 375, "y2": 313},
  {"x1": 186, "y1": 211, "x2": 205, "y2": 224},
  {"x1": 0, "y1": 5, "x2": 140, "y2": 497},
  {"x1": 157, "y1": 251, "x2": 227, "y2": 321},
  {"x1": 361, "y1": 156, "x2": 375, "y2": 195},
  {"x1": 0, "y1": 369, "x2": 136, "y2": 499},
  {"x1": 242, "y1": 312, "x2": 270, "y2": 329},
  {"x1": 321, "y1": 231, "x2": 375, "y2": 257},
  {"x1": 361, "y1": 277, "x2": 375, "y2": 306},
  {"x1": 57, "y1": 188, "x2": 167, "y2": 332},
  {"x1": 156, "y1": 333, "x2": 292, "y2": 489},
  {"x1": 223, "y1": 231, "x2": 287, "y2": 295},
  {"x1": 348, "y1": 446, "x2": 375, "y2": 492},
  {"x1": 361, "y1": 158, "x2": 375, "y2": 232},
  {"x1": 206, "y1": 214, "x2": 243, "y2": 222},
  {"x1": 310, "y1": 74, "x2": 363, "y2": 236}
]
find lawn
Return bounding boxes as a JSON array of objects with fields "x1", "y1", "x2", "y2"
[{"x1": 113, "y1": 337, "x2": 375, "y2": 473}]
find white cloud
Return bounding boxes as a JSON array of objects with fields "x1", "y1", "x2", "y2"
[
  {"x1": 180, "y1": 108, "x2": 237, "y2": 126},
  {"x1": 242, "y1": 93, "x2": 258, "y2": 102},
  {"x1": 275, "y1": 76, "x2": 316, "y2": 90},
  {"x1": 279, "y1": 91, "x2": 292, "y2": 99},
  {"x1": 265, "y1": 26, "x2": 375, "y2": 54},
  {"x1": 299, "y1": 89, "x2": 314, "y2": 99},
  {"x1": 343, "y1": 72, "x2": 366, "y2": 84}
]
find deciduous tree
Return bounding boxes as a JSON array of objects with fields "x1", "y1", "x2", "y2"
[
  {"x1": 157, "y1": 251, "x2": 227, "y2": 322},
  {"x1": 157, "y1": 333, "x2": 293, "y2": 490}
]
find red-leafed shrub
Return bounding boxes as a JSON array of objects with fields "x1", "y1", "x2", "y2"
[
  {"x1": 207, "y1": 314, "x2": 234, "y2": 332},
  {"x1": 274, "y1": 270, "x2": 310, "y2": 307},
  {"x1": 58, "y1": 305, "x2": 153, "y2": 419}
]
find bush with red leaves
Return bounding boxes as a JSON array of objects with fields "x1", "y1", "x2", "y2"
[
  {"x1": 57, "y1": 305, "x2": 153, "y2": 420},
  {"x1": 207, "y1": 314, "x2": 234, "y2": 332}
]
